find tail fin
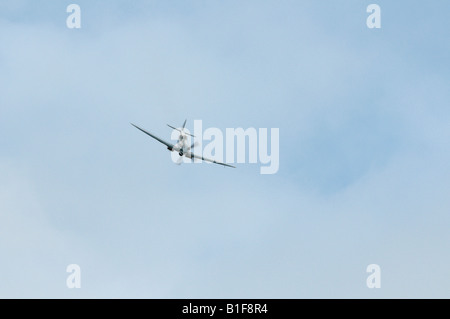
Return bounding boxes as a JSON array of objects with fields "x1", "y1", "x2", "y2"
[{"x1": 167, "y1": 119, "x2": 195, "y2": 137}]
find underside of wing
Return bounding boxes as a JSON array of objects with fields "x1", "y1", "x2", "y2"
[
  {"x1": 131, "y1": 123, "x2": 175, "y2": 150},
  {"x1": 187, "y1": 152, "x2": 236, "y2": 168}
]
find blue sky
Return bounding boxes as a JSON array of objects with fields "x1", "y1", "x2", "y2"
[{"x1": 0, "y1": 0, "x2": 449, "y2": 298}]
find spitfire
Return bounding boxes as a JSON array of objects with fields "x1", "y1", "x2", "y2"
[{"x1": 131, "y1": 119, "x2": 236, "y2": 168}]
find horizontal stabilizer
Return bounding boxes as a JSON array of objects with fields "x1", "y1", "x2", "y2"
[{"x1": 167, "y1": 123, "x2": 195, "y2": 137}]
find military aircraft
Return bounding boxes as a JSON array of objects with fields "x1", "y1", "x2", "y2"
[{"x1": 131, "y1": 120, "x2": 235, "y2": 168}]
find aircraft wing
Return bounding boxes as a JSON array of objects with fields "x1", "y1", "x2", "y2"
[
  {"x1": 187, "y1": 152, "x2": 236, "y2": 168},
  {"x1": 131, "y1": 123, "x2": 176, "y2": 150}
]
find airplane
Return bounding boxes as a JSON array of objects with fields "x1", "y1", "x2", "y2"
[{"x1": 131, "y1": 120, "x2": 236, "y2": 168}]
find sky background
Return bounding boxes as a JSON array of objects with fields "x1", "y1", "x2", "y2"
[{"x1": 0, "y1": 0, "x2": 449, "y2": 298}]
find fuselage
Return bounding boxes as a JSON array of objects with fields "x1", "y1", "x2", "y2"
[{"x1": 175, "y1": 132, "x2": 189, "y2": 156}]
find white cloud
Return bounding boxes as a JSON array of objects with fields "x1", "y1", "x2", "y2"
[{"x1": 0, "y1": 0, "x2": 449, "y2": 298}]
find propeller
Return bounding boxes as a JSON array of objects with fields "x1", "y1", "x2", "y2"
[{"x1": 175, "y1": 141, "x2": 199, "y2": 165}]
